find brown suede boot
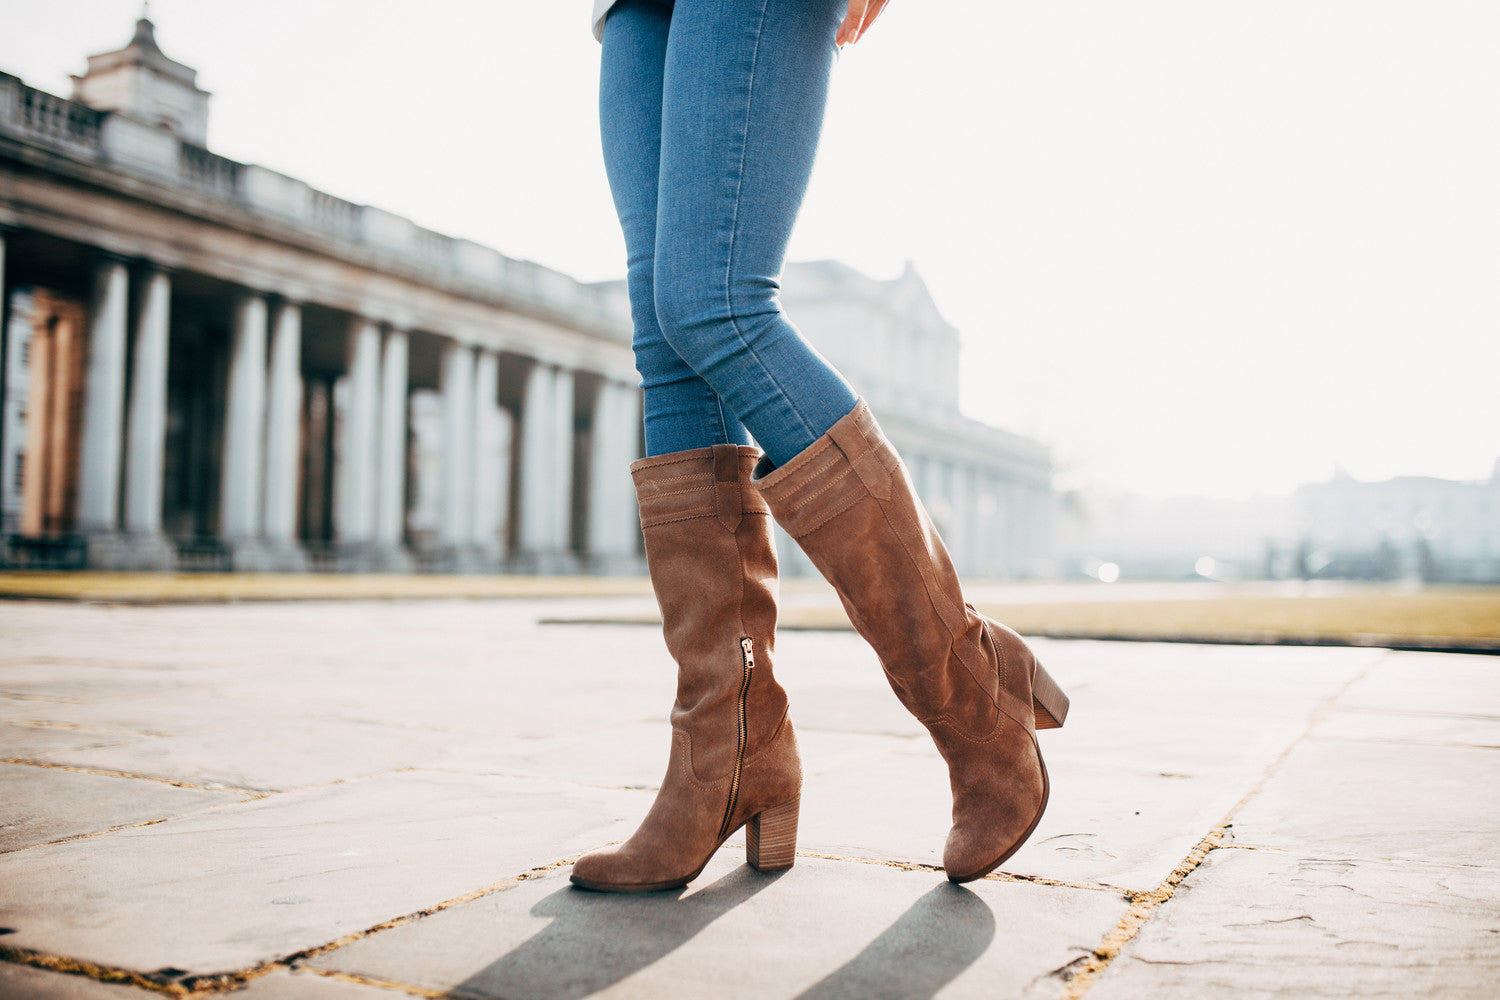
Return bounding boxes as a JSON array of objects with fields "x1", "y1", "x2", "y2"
[
  {"x1": 571, "y1": 444, "x2": 802, "y2": 893},
  {"x1": 753, "y1": 401, "x2": 1068, "y2": 883}
]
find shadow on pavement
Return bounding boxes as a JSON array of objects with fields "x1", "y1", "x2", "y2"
[
  {"x1": 795, "y1": 883, "x2": 996, "y2": 1000},
  {"x1": 451, "y1": 865, "x2": 786, "y2": 999}
]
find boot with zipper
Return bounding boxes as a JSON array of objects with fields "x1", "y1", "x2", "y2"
[
  {"x1": 753, "y1": 400, "x2": 1069, "y2": 883},
  {"x1": 571, "y1": 444, "x2": 802, "y2": 892}
]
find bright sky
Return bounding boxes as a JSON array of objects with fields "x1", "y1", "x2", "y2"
[{"x1": 3, "y1": 0, "x2": 1497, "y2": 499}]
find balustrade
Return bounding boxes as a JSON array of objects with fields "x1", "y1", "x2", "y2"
[
  {"x1": 11, "y1": 80, "x2": 104, "y2": 156},
  {"x1": 178, "y1": 143, "x2": 243, "y2": 200}
]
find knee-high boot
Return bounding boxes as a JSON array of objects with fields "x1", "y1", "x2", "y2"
[
  {"x1": 571, "y1": 444, "x2": 802, "y2": 892},
  {"x1": 753, "y1": 401, "x2": 1068, "y2": 883}
]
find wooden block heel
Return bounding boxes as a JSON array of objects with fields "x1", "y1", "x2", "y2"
[
  {"x1": 745, "y1": 798, "x2": 799, "y2": 871},
  {"x1": 1031, "y1": 660, "x2": 1069, "y2": 730}
]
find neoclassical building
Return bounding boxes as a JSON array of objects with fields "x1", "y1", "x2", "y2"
[
  {"x1": 0, "y1": 18, "x2": 1051, "y2": 577},
  {"x1": 0, "y1": 19, "x2": 641, "y2": 573}
]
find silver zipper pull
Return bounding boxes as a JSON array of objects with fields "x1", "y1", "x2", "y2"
[{"x1": 740, "y1": 636, "x2": 755, "y2": 669}]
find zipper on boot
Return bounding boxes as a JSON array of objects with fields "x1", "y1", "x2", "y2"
[{"x1": 717, "y1": 637, "x2": 755, "y2": 840}]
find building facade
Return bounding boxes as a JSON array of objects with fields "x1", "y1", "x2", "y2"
[
  {"x1": 0, "y1": 19, "x2": 1052, "y2": 577},
  {"x1": 0, "y1": 19, "x2": 644, "y2": 573},
  {"x1": 1292, "y1": 466, "x2": 1500, "y2": 583}
]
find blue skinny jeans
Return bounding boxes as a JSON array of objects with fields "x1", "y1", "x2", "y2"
[{"x1": 599, "y1": 0, "x2": 859, "y2": 466}]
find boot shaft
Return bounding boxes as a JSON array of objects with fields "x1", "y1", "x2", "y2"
[
  {"x1": 753, "y1": 402, "x2": 1034, "y2": 736},
  {"x1": 631, "y1": 444, "x2": 787, "y2": 778}
]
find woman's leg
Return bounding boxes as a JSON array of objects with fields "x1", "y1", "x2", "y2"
[
  {"x1": 653, "y1": 0, "x2": 859, "y2": 469},
  {"x1": 599, "y1": 0, "x2": 751, "y2": 457},
  {"x1": 576, "y1": 0, "x2": 802, "y2": 894}
]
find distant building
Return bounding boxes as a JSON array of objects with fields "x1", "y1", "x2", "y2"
[
  {"x1": 1053, "y1": 491, "x2": 1297, "y2": 582},
  {"x1": 1, "y1": 18, "x2": 1050, "y2": 576},
  {"x1": 1294, "y1": 465, "x2": 1500, "y2": 583},
  {"x1": 1053, "y1": 464, "x2": 1500, "y2": 584}
]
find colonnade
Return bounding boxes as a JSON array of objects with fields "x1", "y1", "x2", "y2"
[{"x1": 2, "y1": 238, "x2": 644, "y2": 573}]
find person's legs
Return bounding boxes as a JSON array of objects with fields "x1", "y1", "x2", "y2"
[
  {"x1": 653, "y1": 0, "x2": 858, "y2": 469},
  {"x1": 599, "y1": 0, "x2": 751, "y2": 456}
]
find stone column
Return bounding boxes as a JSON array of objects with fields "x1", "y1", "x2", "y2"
[
  {"x1": 469, "y1": 350, "x2": 502, "y2": 563},
  {"x1": 219, "y1": 294, "x2": 268, "y2": 562},
  {"x1": 261, "y1": 301, "x2": 307, "y2": 569},
  {"x1": 0, "y1": 227, "x2": 10, "y2": 534},
  {"x1": 517, "y1": 363, "x2": 553, "y2": 564},
  {"x1": 587, "y1": 380, "x2": 642, "y2": 571},
  {"x1": 117, "y1": 267, "x2": 174, "y2": 568},
  {"x1": 517, "y1": 364, "x2": 575, "y2": 571},
  {"x1": 335, "y1": 319, "x2": 381, "y2": 562},
  {"x1": 373, "y1": 328, "x2": 412, "y2": 569},
  {"x1": 552, "y1": 369, "x2": 575, "y2": 566},
  {"x1": 76, "y1": 258, "x2": 129, "y2": 537},
  {"x1": 438, "y1": 341, "x2": 475, "y2": 554}
]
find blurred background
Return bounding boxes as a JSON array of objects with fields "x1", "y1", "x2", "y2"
[{"x1": 0, "y1": 0, "x2": 1496, "y2": 584}]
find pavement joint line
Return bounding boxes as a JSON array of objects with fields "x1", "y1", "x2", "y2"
[
  {"x1": 1337, "y1": 705, "x2": 1500, "y2": 723},
  {"x1": 0, "y1": 943, "x2": 247, "y2": 997},
  {"x1": 398, "y1": 764, "x2": 666, "y2": 795},
  {"x1": 1213, "y1": 841, "x2": 1500, "y2": 870},
  {"x1": 1, "y1": 718, "x2": 170, "y2": 737},
  {"x1": 1311, "y1": 734, "x2": 1500, "y2": 751},
  {"x1": 0, "y1": 796, "x2": 274, "y2": 857},
  {"x1": 282, "y1": 853, "x2": 586, "y2": 970},
  {"x1": 2, "y1": 718, "x2": 94, "y2": 730},
  {"x1": 1055, "y1": 660, "x2": 1378, "y2": 1000},
  {"x1": 0, "y1": 757, "x2": 267, "y2": 795},
  {"x1": 0, "y1": 856, "x2": 588, "y2": 998},
  {"x1": 299, "y1": 966, "x2": 451, "y2": 998},
  {"x1": 0, "y1": 691, "x2": 86, "y2": 704},
  {"x1": 792, "y1": 849, "x2": 1132, "y2": 895}
]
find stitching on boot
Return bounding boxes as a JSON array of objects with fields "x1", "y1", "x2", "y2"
[
  {"x1": 678, "y1": 729, "x2": 728, "y2": 790},
  {"x1": 782, "y1": 465, "x2": 853, "y2": 513},
  {"x1": 925, "y1": 710, "x2": 1020, "y2": 747},
  {"x1": 763, "y1": 455, "x2": 844, "y2": 502},
  {"x1": 791, "y1": 492, "x2": 866, "y2": 539},
  {"x1": 642, "y1": 513, "x2": 732, "y2": 529}
]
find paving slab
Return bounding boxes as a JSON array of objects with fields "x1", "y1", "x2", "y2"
[
  {"x1": 25, "y1": 717, "x2": 456, "y2": 792},
  {"x1": 1031, "y1": 642, "x2": 1379, "y2": 775},
  {"x1": 1230, "y1": 737, "x2": 1500, "y2": 866},
  {"x1": 0, "y1": 770, "x2": 641, "y2": 977},
  {"x1": 234, "y1": 968, "x2": 402, "y2": 998},
  {"x1": 1089, "y1": 847, "x2": 1500, "y2": 1000},
  {"x1": 0, "y1": 962, "x2": 153, "y2": 1000},
  {"x1": 1, "y1": 599, "x2": 1495, "y2": 1000},
  {"x1": 1311, "y1": 706, "x2": 1500, "y2": 749},
  {"x1": 0, "y1": 762, "x2": 243, "y2": 852},
  {"x1": 796, "y1": 743, "x2": 1242, "y2": 891},
  {"x1": 1334, "y1": 650, "x2": 1500, "y2": 718},
  {"x1": 789, "y1": 639, "x2": 1375, "y2": 891},
  {"x1": 0, "y1": 720, "x2": 147, "y2": 758},
  {"x1": 306, "y1": 852, "x2": 1129, "y2": 1000}
]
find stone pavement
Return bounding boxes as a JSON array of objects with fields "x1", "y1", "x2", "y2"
[{"x1": 0, "y1": 597, "x2": 1496, "y2": 999}]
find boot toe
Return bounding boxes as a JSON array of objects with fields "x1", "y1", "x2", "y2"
[
  {"x1": 569, "y1": 846, "x2": 623, "y2": 890},
  {"x1": 940, "y1": 733, "x2": 1050, "y2": 883}
]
